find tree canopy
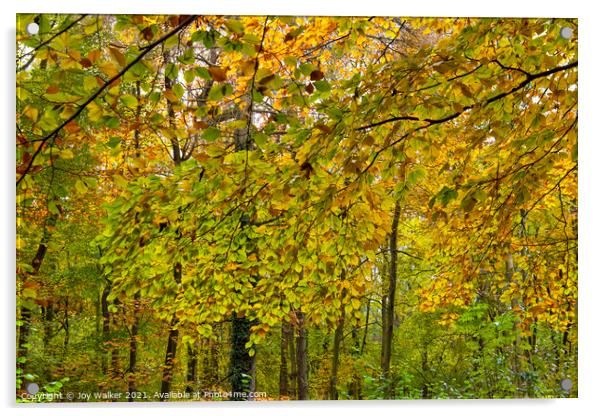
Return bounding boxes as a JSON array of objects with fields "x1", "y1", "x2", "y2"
[{"x1": 16, "y1": 15, "x2": 577, "y2": 401}]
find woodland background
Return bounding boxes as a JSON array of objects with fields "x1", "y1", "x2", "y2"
[{"x1": 16, "y1": 15, "x2": 577, "y2": 401}]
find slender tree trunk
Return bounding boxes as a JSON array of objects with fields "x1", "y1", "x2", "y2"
[
  {"x1": 360, "y1": 296, "x2": 370, "y2": 355},
  {"x1": 288, "y1": 323, "x2": 297, "y2": 398},
  {"x1": 127, "y1": 292, "x2": 140, "y2": 401},
  {"x1": 296, "y1": 311, "x2": 309, "y2": 400},
  {"x1": 186, "y1": 343, "x2": 197, "y2": 394},
  {"x1": 18, "y1": 212, "x2": 57, "y2": 379},
  {"x1": 109, "y1": 298, "x2": 121, "y2": 382},
  {"x1": 506, "y1": 252, "x2": 523, "y2": 396},
  {"x1": 382, "y1": 201, "x2": 401, "y2": 398},
  {"x1": 279, "y1": 323, "x2": 290, "y2": 397},
  {"x1": 348, "y1": 326, "x2": 362, "y2": 399},
  {"x1": 63, "y1": 297, "x2": 70, "y2": 352},
  {"x1": 329, "y1": 302, "x2": 345, "y2": 400},
  {"x1": 160, "y1": 264, "x2": 182, "y2": 400},
  {"x1": 100, "y1": 281, "x2": 111, "y2": 375}
]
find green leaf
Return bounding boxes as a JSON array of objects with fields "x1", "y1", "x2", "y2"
[
  {"x1": 313, "y1": 80, "x2": 331, "y2": 92},
  {"x1": 438, "y1": 186, "x2": 458, "y2": 207},
  {"x1": 253, "y1": 133, "x2": 268, "y2": 147},
  {"x1": 195, "y1": 67, "x2": 211, "y2": 80},
  {"x1": 172, "y1": 83, "x2": 185, "y2": 99},
  {"x1": 74, "y1": 179, "x2": 87, "y2": 195},
  {"x1": 225, "y1": 19, "x2": 245, "y2": 35},
  {"x1": 120, "y1": 94, "x2": 138, "y2": 109},
  {"x1": 242, "y1": 33, "x2": 260, "y2": 44},
  {"x1": 165, "y1": 63, "x2": 178, "y2": 80},
  {"x1": 106, "y1": 136, "x2": 121, "y2": 148},
  {"x1": 208, "y1": 84, "x2": 223, "y2": 101},
  {"x1": 202, "y1": 127, "x2": 220, "y2": 142},
  {"x1": 299, "y1": 63, "x2": 316, "y2": 76},
  {"x1": 177, "y1": 48, "x2": 195, "y2": 65},
  {"x1": 48, "y1": 200, "x2": 60, "y2": 216},
  {"x1": 183, "y1": 69, "x2": 195, "y2": 84},
  {"x1": 104, "y1": 117, "x2": 120, "y2": 129}
]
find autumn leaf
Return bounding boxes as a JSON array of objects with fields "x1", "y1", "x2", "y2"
[
  {"x1": 109, "y1": 47, "x2": 126, "y2": 67},
  {"x1": 208, "y1": 66, "x2": 228, "y2": 82},
  {"x1": 310, "y1": 69, "x2": 324, "y2": 81}
]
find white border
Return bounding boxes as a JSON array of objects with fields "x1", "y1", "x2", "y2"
[{"x1": 3, "y1": 1, "x2": 600, "y2": 416}]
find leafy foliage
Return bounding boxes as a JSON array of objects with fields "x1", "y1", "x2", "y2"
[{"x1": 16, "y1": 15, "x2": 577, "y2": 400}]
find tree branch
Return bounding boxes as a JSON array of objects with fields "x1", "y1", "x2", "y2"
[
  {"x1": 356, "y1": 61, "x2": 578, "y2": 176},
  {"x1": 17, "y1": 15, "x2": 198, "y2": 187}
]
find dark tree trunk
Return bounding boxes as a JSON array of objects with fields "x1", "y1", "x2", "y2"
[
  {"x1": 296, "y1": 311, "x2": 309, "y2": 400},
  {"x1": 288, "y1": 322, "x2": 297, "y2": 398},
  {"x1": 329, "y1": 304, "x2": 345, "y2": 400},
  {"x1": 159, "y1": 261, "x2": 182, "y2": 400},
  {"x1": 279, "y1": 323, "x2": 290, "y2": 397},
  {"x1": 100, "y1": 281, "x2": 111, "y2": 375},
  {"x1": 127, "y1": 292, "x2": 140, "y2": 401},
  {"x1": 229, "y1": 315, "x2": 256, "y2": 399},
  {"x1": 360, "y1": 296, "x2": 370, "y2": 355},
  {"x1": 382, "y1": 201, "x2": 401, "y2": 399},
  {"x1": 18, "y1": 212, "x2": 57, "y2": 380},
  {"x1": 109, "y1": 298, "x2": 121, "y2": 382},
  {"x1": 160, "y1": 316, "x2": 179, "y2": 399},
  {"x1": 348, "y1": 326, "x2": 363, "y2": 399},
  {"x1": 186, "y1": 343, "x2": 197, "y2": 394},
  {"x1": 63, "y1": 297, "x2": 70, "y2": 352}
]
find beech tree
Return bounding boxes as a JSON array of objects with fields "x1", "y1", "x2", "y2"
[{"x1": 17, "y1": 15, "x2": 577, "y2": 401}]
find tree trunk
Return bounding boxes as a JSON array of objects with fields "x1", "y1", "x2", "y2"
[
  {"x1": 109, "y1": 298, "x2": 121, "y2": 382},
  {"x1": 279, "y1": 323, "x2": 290, "y2": 397},
  {"x1": 63, "y1": 297, "x2": 70, "y2": 352},
  {"x1": 296, "y1": 311, "x2": 309, "y2": 400},
  {"x1": 186, "y1": 343, "x2": 197, "y2": 394},
  {"x1": 288, "y1": 322, "x2": 297, "y2": 398},
  {"x1": 382, "y1": 200, "x2": 401, "y2": 398},
  {"x1": 160, "y1": 316, "x2": 179, "y2": 399},
  {"x1": 328, "y1": 303, "x2": 345, "y2": 400},
  {"x1": 229, "y1": 315, "x2": 256, "y2": 399},
  {"x1": 18, "y1": 212, "x2": 57, "y2": 378},
  {"x1": 127, "y1": 291, "x2": 140, "y2": 401},
  {"x1": 348, "y1": 325, "x2": 362, "y2": 399},
  {"x1": 100, "y1": 281, "x2": 111, "y2": 375},
  {"x1": 506, "y1": 252, "x2": 524, "y2": 396}
]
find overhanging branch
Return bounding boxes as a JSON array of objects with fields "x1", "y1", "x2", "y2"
[{"x1": 16, "y1": 15, "x2": 198, "y2": 187}]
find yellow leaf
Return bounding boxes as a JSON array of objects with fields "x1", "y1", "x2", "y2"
[
  {"x1": 98, "y1": 61, "x2": 119, "y2": 78},
  {"x1": 59, "y1": 149, "x2": 74, "y2": 159},
  {"x1": 109, "y1": 47, "x2": 126, "y2": 68},
  {"x1": 23, "y1": 106, "x2": 38, "y2": 122},
  {"x1": 164, "y1": 89, "x2": 179, "y2": 103}
]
